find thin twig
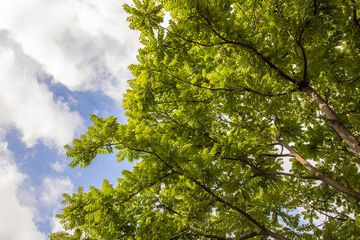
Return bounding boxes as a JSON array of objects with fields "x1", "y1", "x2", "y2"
[{"x1": 339, "y1": 75, "x2": 360, "y2": 85}]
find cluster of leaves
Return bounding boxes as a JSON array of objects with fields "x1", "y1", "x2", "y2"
[{"x1": 52, "y1": 0, "x2": 360, "y2": 239}]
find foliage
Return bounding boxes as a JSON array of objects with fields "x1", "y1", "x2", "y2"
[
  {"x1": 48, "y1": 229, "x2": 87, "y2": 240},
  {"x1": 52, "y1": 0, "x2": 360, "y2": 239}
]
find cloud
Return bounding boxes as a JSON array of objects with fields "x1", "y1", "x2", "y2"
[
  {"x1": 0, "y1": 0, "x2": 142, "y2": 147},
  {"x1": 50, "y1": 215, "x2": 75, "y2": 235},
  {"x1": 41, "y1": 177, "x2": 74, "y2": 206},
  {"x1": 50, "y1": 161, "x2": 66, "y2": 173},
  {"x1": 0, "y1": 142, "x2": 46, "y2": 240},
  {"x1": 0, "y1": 30, "x2": 84, "y2": 149},
  {"x1": 41, "y1": 177, "x2": 74, "y2": 234},
  {"x1": 0, "y1": 0, "x2": 142, "y2": 237},
  {"x1": 0, "y1": 0, "x2": 141, "y2": 104}
]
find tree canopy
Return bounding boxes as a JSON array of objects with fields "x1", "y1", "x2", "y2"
[{"x1": 50, "y1": 0, "x2": 360, "y2": 239}]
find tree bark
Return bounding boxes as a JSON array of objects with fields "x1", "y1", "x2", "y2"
[
  {"x1": 266, "y1": 230, "x2": 291, "y2": 240},
  {"x1": 301, "y1": 85, "x2": 360, "y2": 157},
  {"x1": 272, "y1": 137, "x2": 360, "y2": 201}
]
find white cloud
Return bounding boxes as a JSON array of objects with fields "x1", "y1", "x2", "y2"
[
  {"x1": 50, "y1": 161, "x2": 66, "y2": 173},
  {"x1": 50, "y1": 215, "x2": 75, "y2": 235},
  {"x1": 0, "y1": 0, "x2": 141, "y2": 103},
  {"x1": 0, "y1": 142, "x2": 46, "y2": 240},
  {"x1": 0, "y1": 31, "x2": 84, "y2": 149},
  {"x1": 41, "y1": 177, "x2": 74, "y2": 206},
  {"x1": 50, "y1": 215, "x2": 64, "y2": 234},
  {"x1": 0, "y1": 0, "x2": 142, "y2": 237},
  {"x1": 0, "y1": 0, "x2": 142, "y2": 148}
]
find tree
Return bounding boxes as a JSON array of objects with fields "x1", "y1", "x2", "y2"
[
  {"x1": 53, "y1": 0, "x2": 360, "y2": 239},
  {"x1": 48, "y1": 229, "x2": 89, "y2": 240}
]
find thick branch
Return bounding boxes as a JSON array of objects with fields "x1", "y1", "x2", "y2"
[
  {"x1": 266, "y1": 135, "x2": 360, "y2": 201},
  {"x1": 255, "y1": 171, "x2": 319, "y2": 180},
  {"x1": 242, "y1": 86, "x2": 296, "y2": 97},
  {"x1": 221, "y1": 39, "x2": 297, "y2": 85},
  {"x1": 330, "y1": 125, "x2": 360, "y2": 164},
  {"x1": 313, "y1": 0, "x2": 317, "y2": 15},
  {"x1": 193, "y1": 7, "x2": 298, "y2": 85},
  {"x1": 260, "y1": 153, "x2": 292, "y2": 158},
  {"x1": 152, "y1": 67, "x2": 294, "y2": 97},
  {"x1": 301, "y1": 85, "x2": 360, "y2": 157},
  {"x1": 351, "y1": 0, "x2": 360, "y2": 31},
  {"x1": 156, "y1": 8, "x2": 299, "y2": 87}
]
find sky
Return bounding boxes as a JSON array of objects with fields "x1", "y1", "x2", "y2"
[
  {"x1": 0, "y1": 0, "x2": 143, "y2": 239},
  {"x1": 0, "y1": 0, "x2": 322, "y2": 238}
]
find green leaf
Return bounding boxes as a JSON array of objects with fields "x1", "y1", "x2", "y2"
[{"x1": 51, "y1": 0, "x2": 360, "y2": 239}]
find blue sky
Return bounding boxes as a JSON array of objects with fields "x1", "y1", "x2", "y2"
[
  {"x1": 0, "y1": 0, "x2": 141, "y2": 238},
  {"x1": 0, "y1": 1, "x2": 314, "y2": 238}
]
